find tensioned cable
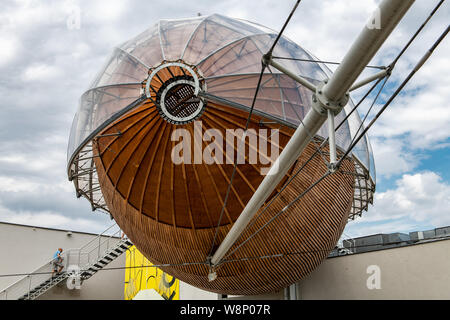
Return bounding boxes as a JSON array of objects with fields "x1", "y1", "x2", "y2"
[
  {"x1": 333, "y1": 0, "x2": 445, "y2": 162},
  {"x1": 218, "y1": 73, "x2": 388, "y2": 255},
  {"x1": 218, "y1": 170, "x2": 332, "y2": 267},
  {"x1": 267, "y1": 0, "x2": 302, "y2": 56},
  {"x1": 253, "y1": 0, "x2": 447, "y2": 221},
  {"x1": 270, "y1": 0, "x2": 445, "y2": 70},
  {"x1": 0, "y1": 261, "x2": 208, "y2": 279},
  {"x1": 390, "y1": 0, "x2": 445, "y2": 68},
  {"x1": 223, "y1": 30, "x2": 447, "y2": 263},
  {"x1": 213, "y1": 5, "x2": 449, "y2": 266},
  {"x1": 207, "y1": 0, "x2": 303, "y2": 258},
  {"x1": 271, "y1": 56, "x2": 386, "y2": 70},
  {"x1": 334, "y1": 76, "x2": 386, "y2": 133},
  {"x1": 345, "y1": 74, "x2": 390, "y2": 155},
  {"x1": 337, "y1": 25, "x2": 449, "y2": 169},
  {"x1": 219, "y1": 234, "x2": 450, "y2": 265},
  {"x1": 266, "y1": 65, "x2": 330, "y2": 166},
  {"x1": 207, "y1": 63, "x2": 267, "y2": 258}
]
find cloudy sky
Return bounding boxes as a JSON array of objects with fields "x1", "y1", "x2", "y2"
[{"x1": 0, "y1": 0, "x2": 448, "y2": 238}]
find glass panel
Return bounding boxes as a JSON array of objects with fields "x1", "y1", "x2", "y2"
[
  {"x1": 89, "y1": 48, "x2": 148, "y2": 89},
  {"x1": 67, "y1": 84, "x2": 142, "y2": 163},
  {"x1": 252, "y1": 35, "x2": 328, "y2": 81},
  {"x1": 159, "y1": 17, "x2": 203, "y2": 61},
  {"x1": 183, "y1": 14, "x2": 270, "y2": 66},
  {"x1": 235, "y1": 18, "x2": 278, "y2": 34},
  {"x1": 343, "y1": 101, "x2": 371, "y2": 173},
  {"x1": 206, "y1": 74, "x2": 309, "y2": 124},
  {"x1": 198, "y1": 33, "x2": 327, "y2": 82},
  {"x1": 206, "y1": 72, "x2": 353, "y2": 153},
  {"x1": 198, "y1": 35, "x2": 269, "y2": 77},
  {"x1": 368, "y1": 135, "x2": 376, "y2": 182},
  {"x1": 119, "y1": 23, "x2": 163, "y2": 68}
]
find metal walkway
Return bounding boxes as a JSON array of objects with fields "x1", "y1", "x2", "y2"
[{"x1": 0, "y1": 223, "x2": 132, "y2": 300}]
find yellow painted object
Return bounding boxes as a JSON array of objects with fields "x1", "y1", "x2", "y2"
[{"x1": 124, "y1": 246, "x2": 179, "y2": 300}]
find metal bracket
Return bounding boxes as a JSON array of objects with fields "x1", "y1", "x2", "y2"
[
  {"x1": 312, "y1": 81, "x2": 349, "y2": 170},
  {"x1": 264, "y1": 54, "x2": 317, "y2": 93},
  {"x1": 312, "y1": 81, "x2": 349, "y2": 116},
  {"x1": 95, "y1": 131, "x2": 122, "y2": 139},
  {"x1": 206, "y1": 256, "x2": 218, "y2": 282},
  {"x1": 350, "y1": 67, "x2": 390, "y2": 92}
]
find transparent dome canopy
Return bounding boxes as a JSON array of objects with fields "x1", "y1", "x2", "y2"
[{"x1": 68, "y1": 14, "x2": 375, "y2": 219}]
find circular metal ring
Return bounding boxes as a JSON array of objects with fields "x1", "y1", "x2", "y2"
[{"x1": 159, "y1": 79, "x2": 205, "y2": 124}]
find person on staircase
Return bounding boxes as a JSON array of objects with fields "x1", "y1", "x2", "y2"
[{"x1": 51, "y1": 248, "x2": 64, "y2": 277}]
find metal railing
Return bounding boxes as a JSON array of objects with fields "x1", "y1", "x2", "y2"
[
  {"x1": 0, "y1": 223, "x2": 125, "y2": 300},
  {"x1": 65, "y1": 223, "x2": 123, "y2": 270}
]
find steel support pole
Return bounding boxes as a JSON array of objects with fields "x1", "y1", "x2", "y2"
[
  {"x1": 350, "y1": 69, "x2": 389, "y2": 92},
  {"x1": 323, "y1": 0, "x2": 414, "y2": 101},
  {"x1": 210, "y1": 0, "x2": 414, "y2": 268},
  {"x1": 268, "y1": 58, "x2": 316, "y2": 92},
  {"x1": 211, "y1": 108, "x2": 327, "y2": 267},
  {"x1": 327, "y1": 109, "x2": 337, "y2": 166}
]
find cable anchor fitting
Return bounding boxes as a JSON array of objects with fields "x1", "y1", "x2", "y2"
[{"x1": 206, "y1": 256, "x2": 217, "y2": 282}]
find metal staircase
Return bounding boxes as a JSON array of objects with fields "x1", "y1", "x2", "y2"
[{"x1": 0, "y1": 223, "x2": 132, "y2": 300}]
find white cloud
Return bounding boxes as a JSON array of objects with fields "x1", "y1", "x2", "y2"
[
  {"x1": 286, "y1": 0, "x2": 378, "y2": 63},
  {"x1": 273, "y1": 0, "x2": 450, "y2": 181},
  {"x1": 86, "y1": 0, "x2": 129, "y2": 23},
  {"x1": 370, "y1": 137, "x2": 420, "y2": 179},
  {"x1": 370, "y1": 47, "x2": 450, "y2": 149},
  {"x1": 0, "y1": 35, "x2": 19, "y2": 67},
  {"x1": 0, "y1": 176, "x2": 41, "y2": 193},
  {"x1": 22, "y1": 63, "x2": 63, "y2": 82},
  {"x1": 0, "y1": 208, "x2": 109, "y2": 234},
  {"x1": 347, "y1": 171, "x2": 450, "y2": 236}
]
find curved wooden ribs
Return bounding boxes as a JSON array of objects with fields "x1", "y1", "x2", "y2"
[{"x1": 93, "y1": 98, "x2": 356, "y2": 295}]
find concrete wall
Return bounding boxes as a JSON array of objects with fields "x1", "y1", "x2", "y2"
[
  {"x1": 179, "y1": 282, "x2": 217, "y2": 300},
  {"x1": 0, "y1": 222, "x2": 125, "y2": 300},
  {"x1": 297, "y1": 238, "x2": 450, "y2": 300}
]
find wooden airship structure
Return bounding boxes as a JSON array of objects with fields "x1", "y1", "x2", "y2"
[{"x1": 68, "y1": 1, "x2": 414, "y2": 295}]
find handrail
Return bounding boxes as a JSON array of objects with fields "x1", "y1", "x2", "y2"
[
  {"x1": 0, "y1": 222, "x2": 128, "y2": 300},
  {"x1": 78, "y1": 223, "x2": 118, "y2": 251},
  {"x1": 0, "y1": 256, "x2": 58, "y2": 294}
]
